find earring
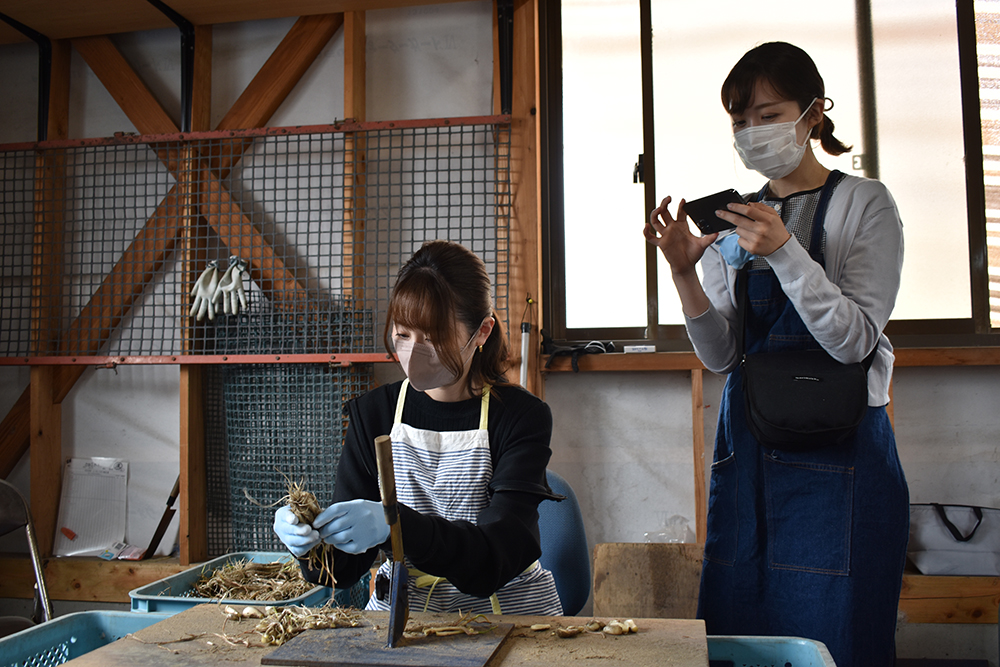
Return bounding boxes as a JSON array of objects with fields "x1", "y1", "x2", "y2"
[{"x1": 478, "y1": 345, "x2": 483, "y2": 353}]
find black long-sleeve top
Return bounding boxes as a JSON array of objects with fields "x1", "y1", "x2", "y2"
[{"x1": 299, "y1": 381, "x2": 557, "y2": 598}]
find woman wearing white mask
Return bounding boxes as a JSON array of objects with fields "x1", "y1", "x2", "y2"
[
  {"x1": 273, "y1": 239, "x2": 563, "y2": 615},
  {"x1": 644, "y1": 42, "x2": 906, "y2": 667}
]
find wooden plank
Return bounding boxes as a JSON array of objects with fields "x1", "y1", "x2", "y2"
[
  {"x1": 899, "y1": 574, "x2": 1000, "y2": 624},
  {"x1": 179, "y1": 365, "x2": 207, "y2": 565},
  {"x1": 29, "y1": 366, "x2": 61, "y2": 557},
  {"x1": 690, "y1": 369, "x2": 706, "y2": 543},
  {"x1": 0, "y1": 555, "x2": 188, "y2": 603},
  {"x1": 216, "y1": 14, "x2": 343, "y2": 131},
  {"x1": 592, "y1": 542, "x2": 704, "y2": 620},
  {"x1": 508, "y1": 0, "x2": 540, "y2": 396},
  {"x1": 893, "y1": 347, "x2": 1000, "y2": 367},
  {"x1": 71, "y1": 35, "x2": 180, "y2": 135},
  {"x1": 543, "y1": 351, "x2": 706, "y2": 372},
  {"x1": 191, "y1": 25, "x2": 213, "y2": 132},
  {"x1": 47, "y1": 39, "x2": 72, "y2": 140}
]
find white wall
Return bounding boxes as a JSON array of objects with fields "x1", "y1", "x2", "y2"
[{"x1": 1, "y1": 2, "x2": 998, "y2": 663}]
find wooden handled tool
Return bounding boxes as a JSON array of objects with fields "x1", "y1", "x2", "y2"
[{"x1": 374, "y1": 435, "x2": 408, "y2": 648}]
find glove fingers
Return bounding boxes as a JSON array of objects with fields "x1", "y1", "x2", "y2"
[{"x1": 313, "y1": 504, "x2": 350, "y2": 529}]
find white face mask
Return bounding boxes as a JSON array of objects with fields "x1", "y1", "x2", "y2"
[
  {"x1": 393, "y1": 329, "x2": 478, "y2": 392},
  {"x1": 733, "y1": 98, "x2": 817, "y2": 180}
]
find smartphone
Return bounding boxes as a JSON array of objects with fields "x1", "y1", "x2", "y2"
[{"x1": 683, "y1": 189, "x2": 747, "y2": 235}]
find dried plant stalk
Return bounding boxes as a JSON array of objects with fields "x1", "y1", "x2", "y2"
[
  {"x1": 249, "y1": 603, "x2": 364, "y2": 646},
  {"x1": 192, "y1": 559, "x2": 313, "y2": 601},
  {"x1": 282, "y1": 477, "x2": 336, "y2": 586}
]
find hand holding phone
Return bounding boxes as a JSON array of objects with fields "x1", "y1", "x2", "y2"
[{"x1": 683, "y1": 189, "x2": 749, "y2": 235}]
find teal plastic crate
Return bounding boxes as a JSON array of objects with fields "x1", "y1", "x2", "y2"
[
  {"x1": 0, "y1": 610, "x2": 171, "y2": 667},
  {"x1": 128, "y1": 551, "x2": 332, "y2": 614},
  {"x1": 708, "y1": 635, "x2": 837, "y2": 666}
]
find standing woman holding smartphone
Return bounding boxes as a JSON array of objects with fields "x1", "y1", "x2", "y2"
[{"x1": 644, "y1": 42, "x2": 907, "y2": 667}]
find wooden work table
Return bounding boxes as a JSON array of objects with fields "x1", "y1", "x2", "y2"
[{"x1": 63, "y1": 604, "x2": 709, "y2": 667}]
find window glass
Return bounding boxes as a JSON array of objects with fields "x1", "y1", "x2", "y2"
[
  {"x1": 650, "y1": 0, "x2": 859, "y2": 324},
  {"x1": 872, "y1": 0, "x2": 970, "y2": 320},
  {"x1": 559, "y1": 0, "x2": 974, "y2": 333},
  {"x1": 975, "y1": 1, "x2": 1000, "y2": 327},
  {"x1": 562, "y1": 0, "x2": 647, "y2": 329}
]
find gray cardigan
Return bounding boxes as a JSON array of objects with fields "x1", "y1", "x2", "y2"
[{"x1": 684, "y1": 174, "x2": 904, "y2": 406}]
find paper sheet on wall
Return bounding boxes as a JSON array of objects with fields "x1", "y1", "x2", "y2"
[{"x1": 52, "y1": 457, "x2": 128, "y2": 557}]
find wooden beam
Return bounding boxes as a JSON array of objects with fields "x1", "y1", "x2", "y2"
[
  {"x1": 71, "y1": 35, "x2": 179, "y2": 135},
  {"x1": 343, "y1": 11, "x2": 366, "y2": 298},
  {"x1": 199, "y1": 177, "x2": 304, "y2": 297},
  {"x1": 29, "y1": 367, "x2": 61, "y2": 557},
  {"x1": 216, "y1": 13, "x2": 343, "y2": 131},
  {"x1": 690, "y1": 369, "x2": 706, "y2": 543},
  {"x1": 543, "y1": 351, "x2": 706, "y2": 372},
  {"x1": 893, "y1": 347, "x2": 1000, "y2": 367}
]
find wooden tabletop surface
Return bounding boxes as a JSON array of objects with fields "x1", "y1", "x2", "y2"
[{"x1": 64, "y1": 603, "x2": 709, "y2": 667}]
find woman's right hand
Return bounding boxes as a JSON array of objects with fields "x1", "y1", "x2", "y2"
[
  {"x1": 644, "y1": 196, "x2": 718, "y2": 277},
  {"x1": 273, "y1": 506, "x2": 320, "y2": 558}
]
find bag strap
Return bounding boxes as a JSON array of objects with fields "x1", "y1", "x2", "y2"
[
  {"x1": 932, "y1": 503, "x2": 983, "y2": 542},
  {"x1": 736, "y1": 171, "x2": 875, "y2": 370}
]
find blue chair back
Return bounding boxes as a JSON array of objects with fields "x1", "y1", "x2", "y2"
[{"x1": 538, "y1": 470, "x2": 591, "y2": 616}]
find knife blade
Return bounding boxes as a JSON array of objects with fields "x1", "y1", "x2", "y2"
[{"x1": 374, "y1": 435, "x2": 408, "y2": 648}]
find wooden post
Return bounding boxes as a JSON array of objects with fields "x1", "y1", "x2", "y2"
[
  {"x1": 690, "y1": 369, "x2": 707, "y2": 543},
  {"x1": 343, "y1": 11, "x2": 366, "y2": 301},
  {"x1": 507, "y1": 0, "x2": 541, "y2": 396},
  {"x1": 29, "y1": 367, "x2": 61, "y2": 557}
]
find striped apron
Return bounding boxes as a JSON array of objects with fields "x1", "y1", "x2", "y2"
[{"x1": 365, "y1": 379, "x2": 563, "y2": 615}]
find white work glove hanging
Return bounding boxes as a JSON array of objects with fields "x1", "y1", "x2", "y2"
[
  {"x1": 213, "y1": 256, "x2": 249, "y2": 316},
  {"x1": 189, "y1": 260, "x2": 220, "y2": 321}
]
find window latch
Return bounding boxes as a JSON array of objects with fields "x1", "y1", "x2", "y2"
[{"x1": 633, "y1": 154, "x2": 644, "y2": 183}]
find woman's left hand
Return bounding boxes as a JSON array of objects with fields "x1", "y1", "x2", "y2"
[{"x1": 716, "y1": 201, "x2": 791, "y2": 257}]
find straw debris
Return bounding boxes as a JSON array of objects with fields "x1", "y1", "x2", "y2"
[
  {"x1": 219, "y1": 603, "x2": 364, "y2": 646},
  {"x1": 192, "y1": 559, "x2": 313, "y2": 601}
]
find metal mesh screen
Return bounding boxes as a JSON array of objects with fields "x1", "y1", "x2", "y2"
[
  {"x1": 0, "y1": 117, "x2": 512, "y2": 362},
  {"x1": 220, "y1": 362, "x2": 372, "y2": 553}
]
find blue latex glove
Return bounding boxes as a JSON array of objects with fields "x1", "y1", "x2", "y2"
[
  {"x1": 715, "y1": 232, "x2": 755, "y2": 269},
  {"x1": 314, "y1": 499, "x2": 390, "y2": 555},
  {"x1": 273, "y1": 506, "x2": 320, "y2": 558}
]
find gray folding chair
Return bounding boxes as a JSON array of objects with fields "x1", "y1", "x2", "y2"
[{"x1": 0, "y1": 479, "x2": 53, "y2": 638}]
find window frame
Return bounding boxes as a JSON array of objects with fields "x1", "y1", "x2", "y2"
[{"x1": 540, "y1": 0, "x2": 1000, "y2": 349}]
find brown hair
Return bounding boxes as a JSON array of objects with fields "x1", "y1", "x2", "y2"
[
  {"x1": 383, "y1": 240, "x2": 510, "y2": 396},
  {"x1": 721, "y1": 41, "x2": 852, "y2": 156}
]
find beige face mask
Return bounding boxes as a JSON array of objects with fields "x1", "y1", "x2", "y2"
[{"x1": 393, "y1": 329, "x2": 477, "y2": 392}]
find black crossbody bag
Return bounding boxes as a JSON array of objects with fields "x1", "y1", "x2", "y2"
[{"x1": 736, "y1": 172, "x2": 875, "y2": 452}]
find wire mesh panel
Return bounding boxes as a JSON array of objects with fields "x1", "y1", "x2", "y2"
[
  {"x1": 0, "y1": 117, "x2": 512, "y2": 362},
  {"x1": 220, "y1": 362, "x2": 372, "y2": 553}
]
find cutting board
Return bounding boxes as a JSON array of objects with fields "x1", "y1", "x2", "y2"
[{"x1": 261, "y1": 621, "x2": 514, "y2": 667}]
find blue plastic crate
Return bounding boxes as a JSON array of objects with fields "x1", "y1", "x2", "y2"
[
  {"x1": 0, "y1": 610, "x2": 171, "y2": 667},
  {"x1": 708, "y1": 635, "x2": 837, "y2": 666},
  {"x1": 128, "y1": 551, "x2": 332, "y2": 614}
]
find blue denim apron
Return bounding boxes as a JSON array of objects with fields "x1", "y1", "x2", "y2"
[{"x1": 697, "y1": 173, "x2": 909, "y2": 667}]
